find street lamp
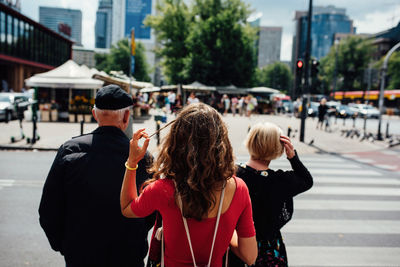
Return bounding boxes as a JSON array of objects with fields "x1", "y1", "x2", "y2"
[{"x1": 377, "y1": 41, "x2": 400, "y2": 140}]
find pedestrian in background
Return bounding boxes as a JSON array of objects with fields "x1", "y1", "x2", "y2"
[
  {"x1": 222, "y1": 94, "x2": 230, "y2": 116},
  {"x1": 39, "y1": 85, "x2": 154, "y2": 267},
  {"x1": 187, "y1": 92, "x2": 200, "y2": 105},
  {"x1": 317, "y1": 98, "x2": 328, "y2": 130},
  {"x1": 229, "y1": 122, "x2": 313, "y2": 267},
  {"x1": 120, "y1": 103, "x2": 257, "y2": 266},
  {"x1": 231, "y1": 95, "x2": 239, "y2": 116}
]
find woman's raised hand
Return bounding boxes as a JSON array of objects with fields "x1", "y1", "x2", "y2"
[
  {"x1": 280, "y1": 135, "x2": 295, "y2": 159},
  {"x1": 128, "y1": 129, "x2": 150, "y2": 166}
]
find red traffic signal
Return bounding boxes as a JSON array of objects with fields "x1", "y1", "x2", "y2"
[{"x1": 296, "y1": 60, "x2": 304, "y2": 69}]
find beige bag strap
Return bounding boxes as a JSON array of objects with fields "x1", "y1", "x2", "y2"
[{"x1": 177, "y1": 182, "x2": 226, "y2": 267}]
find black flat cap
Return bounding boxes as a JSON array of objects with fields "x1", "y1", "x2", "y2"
[{"x1": 95, "y1": 84, "x2": 133, "y2": 110}]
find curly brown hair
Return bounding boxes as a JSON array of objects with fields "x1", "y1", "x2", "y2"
[{"x1": 146, "y1": 103, "x2": 236, "y2": 221}]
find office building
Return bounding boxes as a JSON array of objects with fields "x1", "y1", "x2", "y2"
[
  {"x1": 72, "y1": 46, "x2": 96, "y2": 68},
  {"x1": 0, "y1": 0, "x2": 20, "y2": 11},
  {"x1": 0, "y1": 3, "x2": 72, "y2": 92},
  {"x1": 39, "y1": 6, "x2": 82, "y2": 46},
  {"x1": 292, "y1": 5, "x2": 354, "y2": 64},
  {"x1": 95, "y1": 0, "x2": 112, "y2": 48},
  {"x1": 97, "y1": 0, "x2": 156, "y2": 82},
  {"x1": 370, "y1": 21, "x2": 400, "y2": 60},
  {"x1": 257, "y1": 27, "x2": 282, "y2": 68}
]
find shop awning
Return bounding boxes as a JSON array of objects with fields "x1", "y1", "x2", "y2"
[{"x1": 25, "y1": 60, "x2": 103, "y2": 89}]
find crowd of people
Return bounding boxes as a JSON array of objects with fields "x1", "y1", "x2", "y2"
[
  {"x1": 39, "y1": 84, "x2": 313, "y2": 267},
  {"x1": 132, "y1": 90, "x2": 261, "y2": 118}
]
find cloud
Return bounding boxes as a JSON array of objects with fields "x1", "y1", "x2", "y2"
[{"x1": 354, "y1": 4, "x2": 400, "y2": 34}]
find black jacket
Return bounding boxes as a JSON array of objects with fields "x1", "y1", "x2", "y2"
[{"x1": 39, "y1": 126, "x2": 154, "y2": 267}]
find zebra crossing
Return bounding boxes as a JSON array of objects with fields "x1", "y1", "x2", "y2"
[
  {"x1": 237, "y1": 154, "x2": 400, "y2": 267},
  {"x1": 0, "y1": 179, "x2": 44, "y2": 190}
]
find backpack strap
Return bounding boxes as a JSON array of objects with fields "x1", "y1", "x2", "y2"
[{"x1": 177, "y1": 182, "x2": 226, "y2": 267}]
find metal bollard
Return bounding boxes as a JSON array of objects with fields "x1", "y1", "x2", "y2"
[
  {"x1": 287, "y1": 126, "x2": 292, "y2": 137},
  {"x1": 156, "y1": 120, "x2": 161, "y2": 146},
  {"x1": 386, "y1": 122, "x2": 390, "y2": 138},
  {"x1": 80, "y1": 120, "x2": 84, "y2": 135}
]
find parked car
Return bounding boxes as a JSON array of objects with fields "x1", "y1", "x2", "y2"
[
  {"x1": 282, "y1": 101, "x2": 294, "y2": 114},
  {"x1": 336, "y1": 104, "x2": 358, "y2": 119},
  {"x1": 351, "y1": 104, "x2": 380, "y2": 119},
  {"x1": 0, "y1": 93, "x2": 30, "y2": 122},
  {"x1": 308, "y1": 101, "x2": 320, "y2": 117}
]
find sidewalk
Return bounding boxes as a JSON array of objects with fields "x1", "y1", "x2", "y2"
[{"x1": 0, "y1": 113, "x2": 391, "y2": 157}]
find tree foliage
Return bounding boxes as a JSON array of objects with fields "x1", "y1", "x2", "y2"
[
  {"x1": 319, "y1": 36, "x2": 374, "y2": 92},
  {"x1": 145, "y1": 0, "x2": 257, "y2": 86},
  {"x1": 95, "y1": 39, "x2": 151, "y2": 82},
  {"x1": 256, "y1": 62, "x2": 292, "y2": 92},
  {"x1": 386, "y1": 51, "x2": 400, "y2": 89}
]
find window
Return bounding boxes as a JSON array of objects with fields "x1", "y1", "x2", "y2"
[
  {"x1": 7, "y1": 15, "x2": 12, "y2": 54},
  {"x1": 0, "y1": 12, "x2": 4, "y2": 53}
]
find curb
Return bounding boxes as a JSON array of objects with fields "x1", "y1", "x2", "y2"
[{"x1": 0, "y1": 145, "x2": 58, "y2": 151}]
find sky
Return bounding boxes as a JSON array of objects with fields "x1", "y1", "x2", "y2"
[{"x1": 20, "y1": 0, "x2": 400, "y2": 61}]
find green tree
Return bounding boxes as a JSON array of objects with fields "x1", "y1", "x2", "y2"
[
  {"x1": 386, "y1": 51, "x2": 400, "y2": 89},
  {"x1": 320, "y1": 36, "x2": 374, "y2": 92},
  {"x1": 145, "y1": 0, "x2": 257, "y2": 86},
  {"x1": 145, "y1": 0, "x2": 191, "y2": 84},
  {"x1": 95, "y1": 39, "x2": 151, "y2": 82},
  {"x1": 256, "y1": 62, "x2": 292, "y2": 92}
]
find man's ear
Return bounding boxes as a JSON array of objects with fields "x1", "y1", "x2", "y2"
[
  {"x1": 92, "y1": 108, "x2": 98, "y2": 122},
  {"x1": 123, "y1": 109, "x2": 130, "y2": 124}
]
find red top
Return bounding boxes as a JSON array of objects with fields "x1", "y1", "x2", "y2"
[{"x1": 131, "y1": 176, "x2": 255, "y2": 267}]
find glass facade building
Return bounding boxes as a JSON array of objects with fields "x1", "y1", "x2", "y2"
[
  {"x1": 95, "y1": 0, "x2": 112, "y2": 48},
  {"x1": 125, "y1": 0, "x2": 152, "y2": 39},
  {"x1": 0, "y1": 3, "x2": 72, "y2": 92},
  {"x1": 39, "y1": 7, "x2": 82, "y2": 46},
  {"x1": 293, "y1": 6, "x2": 354, "y2": 62}
]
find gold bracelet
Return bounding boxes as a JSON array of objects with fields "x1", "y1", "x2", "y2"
[{"x1": 125, "y1": 161, "x2": 138, "y2": 171}]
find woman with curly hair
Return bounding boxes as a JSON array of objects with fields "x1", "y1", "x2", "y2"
[{"x1": 120, "y1": 103, "x2": 257, "y2": 267}]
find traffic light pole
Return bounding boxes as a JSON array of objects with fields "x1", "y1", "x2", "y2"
[{"x1": 300, "y1": 0, "x2": 313, "y2": 142}]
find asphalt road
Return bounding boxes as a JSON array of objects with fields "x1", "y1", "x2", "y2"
[{"x1": 1, "y1": 151, "x2": 400, "y2": 266}]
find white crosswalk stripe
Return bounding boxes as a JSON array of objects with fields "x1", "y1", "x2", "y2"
[
  {"x1": 236, "y1": 154, "x2": 400, "y2": 266},
  {"x1": 0, "y1": 179, "x2": 43, "y2": 188}
]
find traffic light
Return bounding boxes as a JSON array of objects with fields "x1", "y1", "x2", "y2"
[
  {"x1": 311, "y1": 60, "x2": 319, "y2": 77},
  {"x1": 296, "y1": 59, "x2": 304, "y2": 73}
]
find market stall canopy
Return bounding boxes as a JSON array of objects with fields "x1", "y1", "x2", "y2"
[
  {"x1": 217, "y1": 84, "x2": 248, "y2": 95},
  {"x1": 92, "y1": 72, "x2": 153, "y2": 92},
  {"x1": 183, "y1": 81, "x2": 216, "y2": 91},
  {"x1": 247, "y1": 87, "x2": 281, "y2": 94},
  {"x1": 25, "y1": 60, "x2": 104, "y2": 89},
  {"x1": 140, "y1": 87, "x2": 161, "y2": 93},
  {"x1": 161, "y1": 81, "x2": 216, "y2": 92}
]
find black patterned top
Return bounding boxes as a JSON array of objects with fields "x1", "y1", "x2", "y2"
[{"x1": 236, "y1": 151, "x2": 313, "y2": 241}]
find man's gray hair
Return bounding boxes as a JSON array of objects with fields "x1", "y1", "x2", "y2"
[{"x1": 93, "y1": 106, "x2": 131, "y2": 121}]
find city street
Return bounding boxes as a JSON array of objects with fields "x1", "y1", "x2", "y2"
[
  {"x1": 1, "y1": 147, "x2": 400, "y2": 266},
  {"x1": 1, "y1": 113, "x2": 400, "y2": 266}
]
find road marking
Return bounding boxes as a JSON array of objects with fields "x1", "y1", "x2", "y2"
[
  {"x1": 295, "y1": 199, "x2": 400, "y2": 211},
  {"x1": 313, "y1": 177, "x2": 400, "y2": 185},
  {"x1": 309, "y1": 168, "x2": 382, "y2": 176},
  {"x1": 0, "y1": 179, "x2": 15, "y2": 187},
  {"x1": 0, "y1": 179, "x2": 43, "y2": 187},
  {"x1": 286, "y1": 246, "x2": 400, "y2": 266},
  {"x1": 270, "y1": 162, "x2": 365, "y2": 169},
  {"x1": 307, "y1": 186, "x2": 400, "y2": 196},
  {"x1": 284, "y1": 219, "x2": 400, "y2": 234},
  {"x1": 375, "y1": 164, "x2": 399, "y2": 170}
]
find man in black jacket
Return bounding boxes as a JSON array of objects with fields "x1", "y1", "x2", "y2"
[{"x1": 39, "y1": 84, "x2": 153, "y2": 267}]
